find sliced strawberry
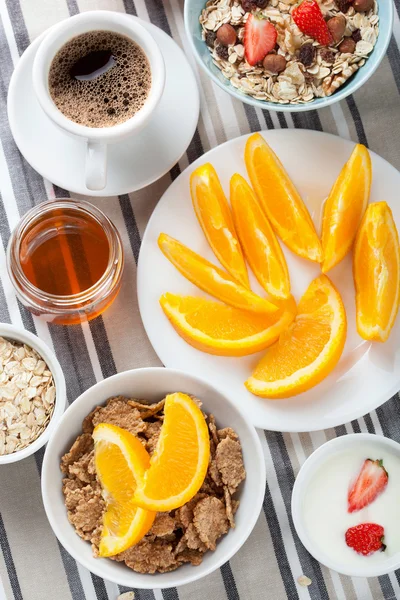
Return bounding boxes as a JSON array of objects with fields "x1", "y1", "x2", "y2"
[
  {"x1": 348, "y1": 458, "x2": 388, "y2": 513},
  {"x1": 244, "y1": 15, "x2": 277, "y2": 66},
  {"x1": 345, "y1": 523, "x2": 386, "y2": 556},
  {"x1": 292, "y1": 0, "x2": 333, "y2": 46}
]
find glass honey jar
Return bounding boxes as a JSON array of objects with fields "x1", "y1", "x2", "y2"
[{"x1": 7, "y1": 199, "x2": 124, "y2": 325}]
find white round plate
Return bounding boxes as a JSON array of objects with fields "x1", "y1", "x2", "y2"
[
  {"x1": 8, "y1": 18, "x2": 199, "y2": 197},
  {"x1": 138, "y1": 129, "x2": 400, "y2": 432}
]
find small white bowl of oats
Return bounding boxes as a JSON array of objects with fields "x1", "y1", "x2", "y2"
[
  {"x1": 0, "y1": 323, "x2": 66, "y2": 464},
  {"x1": 185, "y1": 0, "x2": 393, "y2": 111}
]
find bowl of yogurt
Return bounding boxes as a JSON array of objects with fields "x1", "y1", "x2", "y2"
[{"x1": 292, "y1": 433, "x2": 400, "y2": 578}]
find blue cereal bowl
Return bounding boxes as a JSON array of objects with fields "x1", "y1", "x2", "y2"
[{"x1": 184, "y1": 0, "x2": 393, "y2": 112}]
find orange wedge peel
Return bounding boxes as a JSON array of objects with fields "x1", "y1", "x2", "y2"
[
  {"x1": 158, "y1": 233, "x2": 278, "y2": 314},
  {"x1": 160, "y1": 292, "x2": 296, "y2": 356},
  {"x1": 354, "y1": 202, "x2": 400, "y2": 342},
  {"x1": 190, "y1": 163, "x2": 249, "y2": 287},
  {"x1": 93, "y1": 424, "x2": 156, "y2": 557},
  {"x1": 245, "y1": 133, "x2": 322, "y2": 263},
  {"x1": 230, "y1": 173, "x2": 291, "y2": 300},
  {"x1": 322, "y1": 144, "x2": 372, "y2": 273},
  {"x1": 133, "y1": 392, "x2": 210, "y2": 512},
  {"x1": 246, "y1": 275, "x2": 346, "y2": 398}
]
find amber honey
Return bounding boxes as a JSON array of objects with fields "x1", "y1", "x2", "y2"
[
  {"x1": 7, "y1": 199, "x2": 124, "y2": 325},
  {"x1": 20, "y1": 206, "x2": 110, "y2": 296}
]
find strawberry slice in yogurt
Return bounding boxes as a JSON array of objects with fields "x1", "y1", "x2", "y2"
[{"x1": 348, "y1": 459, "x2": 389, "y2": 513}]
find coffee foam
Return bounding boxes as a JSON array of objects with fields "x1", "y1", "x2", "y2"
[{"x1": 49, "y1": 31, "x2": 151, "y2": 128}]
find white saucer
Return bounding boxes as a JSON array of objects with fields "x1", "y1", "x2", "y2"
[
  {"x1": 8, "y1": 18, "x2": 200, "y2": 196},
  {"x1": 137, "y1": 129, "x2": 400, "y2": 432}
]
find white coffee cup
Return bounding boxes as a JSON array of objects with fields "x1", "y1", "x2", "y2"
[{"x1": 33, "y1": 11, "x2": 165, "y2": 191}]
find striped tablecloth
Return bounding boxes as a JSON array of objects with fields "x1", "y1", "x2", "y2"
[{"x1": 0, "y1": 1, "x2": 400, "y2": 599}]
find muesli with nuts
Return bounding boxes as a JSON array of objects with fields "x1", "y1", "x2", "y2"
[
  {"x1": 61, "y1": 396, "x2": 246, "y2": 573},
  {"x1": 200, "y1": 0, "x2": 379, "y2": 104}
]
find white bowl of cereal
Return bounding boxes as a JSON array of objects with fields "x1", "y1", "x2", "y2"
[
  {"x1": 41, "y1": 367, "x2": 266, "y2": 588},
  {"x1": 0, "y1": 323, "x2": 66, "y2": 464},
  {"x1": 185, "y1": 0, "x2": 393, "y2": 111}
]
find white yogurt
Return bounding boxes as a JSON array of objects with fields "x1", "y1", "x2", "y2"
[{"x1": 302, "y1": 443, "x2": 400, "y2": 567}]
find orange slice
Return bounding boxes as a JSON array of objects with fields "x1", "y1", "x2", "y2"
[
  {"x1": 190, "y1": 163, "x2": 249, "y2": 287},
  {"x1": 160, "y1": 292, "x2": 296, "y2": 356},
  {"x1": 230, "y1": 173, "x2": 290, "y2": 300},
  {"x1": 93, "y1": 424, "x2": 156, "y2": 557},
  {"x1": 133, "y1": 393, "x2": 210, "y2": 511},
  {"x1": 158, "y1": 233, "x2": 278, "y2": 314},
  {"x1": 353, "y1": 202, "x2": 400, "y2": 342},
  {"x1": 244, "y1": 133, "x2": 322, "y2": 263},
  {"x1": 322, "y1": 144, "x2": 372, "y2": 273},
  {"x1": 245, "y1": 275, "x2": 346, "y2": 398}
]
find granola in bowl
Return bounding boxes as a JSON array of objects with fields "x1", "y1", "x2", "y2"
[
  {"x1": 61, "y1": 395, "x2": 246, "y2": 574},
  {"x1": 199, "y1": 0, "x2": 379, "y2": 104}
]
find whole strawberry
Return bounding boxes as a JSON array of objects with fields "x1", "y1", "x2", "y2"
[
  {"x1": 292, "y1": 0, "x2": 333, "y2": 46},
  {"x1": 345, "y1": 523, "x2": 386, "y2": 556}
]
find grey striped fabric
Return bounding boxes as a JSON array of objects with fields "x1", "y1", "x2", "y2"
[{"x1": 0, "y1": 1, "x2": 399, "y2": 599}]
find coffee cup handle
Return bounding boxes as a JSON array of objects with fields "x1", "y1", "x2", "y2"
[{"x1": 85, "y1": 142, "x2": 107, "y2": 191}]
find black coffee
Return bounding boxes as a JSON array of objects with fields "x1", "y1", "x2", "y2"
[{"x1": 49, "y1": 30, "x2": 151, "y2": 128}]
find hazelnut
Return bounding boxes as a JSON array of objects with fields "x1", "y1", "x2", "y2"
[
  {"x1": 262, "y1": 53, "x2": 287, "y2": 74},
  {"x1": 327, "y1": 15, "x2": 346, "y2": 42},
  {"x1": 216, "y1": 24, "x2": 237, "y2": 47},
  {"x1": 339, "y1": 38, "x2": 356, "y2": 53},
  {"x1": 353, "y1": 0, "x2": 374, "y2": 12}
]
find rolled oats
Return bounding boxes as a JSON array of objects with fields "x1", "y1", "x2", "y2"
[
  {"x1": 199, "y1": 0, "x2": 379, "y2": 104},
  {"x1": 298, "y1": 575, "x2": 312, "y2": 587},
  {"x1": 355, "y1": 40, "x2": 374, "y2": 55},
  {"x1": 322, "y1": 61, "x2": 359, "y2": 95},
  {"x1": 117, "y1": 593, "x2": 135, "y2": 600},
  {"x1": 0, "y1": 337, "x2": 55, "y2": 455}
]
